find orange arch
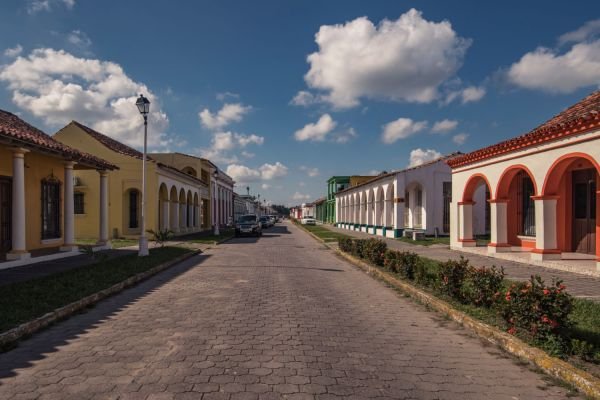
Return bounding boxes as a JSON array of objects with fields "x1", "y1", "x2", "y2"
[
  {"x1": 542, "y1": 152, "x2": 600, "y2": 195},
  {"x1": 495, "y1": 164, "x2": 538, "y2": 200},
  {"x1": 462, "y1": 173, "x2": 492, "y2": 202}
]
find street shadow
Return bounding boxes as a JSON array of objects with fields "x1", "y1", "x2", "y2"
[{"x1": 0, "y1": 252, "x2": 211, "y2": 381}]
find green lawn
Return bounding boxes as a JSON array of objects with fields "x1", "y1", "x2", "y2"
[
  {"x1": 76, "y1": 238, "x2": 138, "y2": 249},
  {"x1": 0, "y1": 246, "x2": 190, "y2": 335},
  {"x1": 298, "y1": 223, "x2": 352, "y2": 242},
  {"x1": 396, "y1": 236, "x2": 450, "y2": 246}
]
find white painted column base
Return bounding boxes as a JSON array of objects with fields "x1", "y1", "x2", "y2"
[
  {"x1": 455, "y1": 240, "x2": 477, "y2": 248},
  {"x1": 6, "y1": 251, "x2": 31, "y2": 261},
  {"x1": 487, "y1": 244, "x2": 512, "y2": 254},
  {"x1": 60, "y1": 244, "x2": 79, "y2": 252}
]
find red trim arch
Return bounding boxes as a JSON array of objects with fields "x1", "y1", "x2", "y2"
[
  {"x1": 542, "y1": 152, "x2": 600, "y2": 195},
  {"x1": 495, "y1": 164, "x2": 538, "y2": 200},
  {"x1": 462, "y1": 173, "x2": 492, "y2": 202}
]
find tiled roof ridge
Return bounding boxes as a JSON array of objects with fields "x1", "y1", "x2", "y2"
[
  {"x1": 70, "y1": 120, "x2": 146, "y2": 160},
  {"x1": 0, "y1": 109, "x2": 117, "y2": 170},
  {"x1": 447, "y1": 90, "x2": 600, "y2": 168}
]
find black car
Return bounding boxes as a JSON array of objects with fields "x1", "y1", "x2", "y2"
[{"x1": 235, "y1": 214, "x2": 262, "y2": 237}]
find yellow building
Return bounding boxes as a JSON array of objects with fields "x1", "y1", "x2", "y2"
[
  {"x1": 54, "y1": 121, "x2": 209, "y2": 240},
  {"x1": 0, "y1": 110, "x2": 117, "y2": 267}
]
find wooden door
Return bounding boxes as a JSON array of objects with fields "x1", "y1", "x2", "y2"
[
  {"x1": 0, "y1": 177, "x2": 11, "y2": 257},
  {"x1": 572, "y1": 169, "x2": 596, "y2": 254}
]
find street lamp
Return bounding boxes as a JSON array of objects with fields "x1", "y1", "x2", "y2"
[
  {"x1": 135, "y1": 94, "x2": 150, "y2": 257},
  {"x1": 213, "y1": 169, "x2": 220, "y2": 235}
]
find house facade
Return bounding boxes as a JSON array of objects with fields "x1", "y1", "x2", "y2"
[
  {"x1": 314, "y1": 197, "x2": 326, "y2": 222},
  {"x1": 54, "y1": 122, "x2": 208, "y2": 239},
  {"x1": 335, "y1": 155, "x2": 477, "y2": 238},
  {"x1": 448, "y1": 91, "x2": 600, "y2": 271},
  {"x1": 0, "y1": 110, "x2": 116, "y2": 266},
  {"x1": 325, "y1": 176, "x2": 350, "y2": 224}
]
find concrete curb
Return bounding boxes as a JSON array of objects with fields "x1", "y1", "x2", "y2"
[
  {"x1": 0, "y1": 250, "x2": 200, "y2": 349},
  {"x1": 334, "y1": 249, "x2": 600, "y2": 400}
]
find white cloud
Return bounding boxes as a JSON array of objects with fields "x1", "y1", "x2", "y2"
[
  {"x1": 332, "y1": 127, "x2": 358, "y2": 143},
  {"x1": 507, "y1": 21, "x2": 600, "y2": 94},
  {"x1": 431, "y1": 119, "x2": 458, "y2": 134},
  {"x1": 452, "y1": 133, "x2": 469, "y2": 145},
  {"x1": 226, "y1": 164, "x2": 261, "y2": 182},
  {"x1": 0, "y1": 48, "x2": 171, "y2": 149},
  {"x1": 294, "y1": 114, "x2": 336, "y2": 142},
  {"x1": 292, "y1": 192, "x2": 311, "y2": 201},
  {"x1": 444, "y1": 85, "x2": 486, "y2": 104},
  {"x1": 216, "y1": 91, "x2": 240, "y2": 101},
  {"x1": 27, "y1": 0, "x2": 75, "y2": 13},
  {"x1": 408, "y1": 148, "x2": 442, "y2": 168},
  {"x1": 303, "y1": 8, "x2": 470, "y2": 109},
  {"x1": 4, "y1": 45, "x2": 23, "y2": 58},
  {"x1": 558, "y1": 19, "x2": 600, "y2": 46},
  {"x1": 226, "y1": 162, "x2": 289, "y2": 183},
  {"x1": 259, "y1": 162, "x2": 288, "y2": 180},
  {"x1": 199, "y1": 103, "x2": 251, "y2": 130},
  {"x1": 381, "y1": 118, "x2": 427, "y2": 144},
  {"x1": 290, "y1": 90, "x2": 319, "y2": 106},
  {"x1": 300, "y1": 166, "x2": 320, "y2": 177},
  {"x1": 241, "y1": 151, "x2": 255, "y2": 158},
  {"x1": 66, "y1": 30, "x2": 92, "y2": 50},
  {"x1": 261, "y1": 183, "x2": 271, "y2": 190},
  {"x1": 199, "y1": 131, "x2": 264, "y2": 164}
]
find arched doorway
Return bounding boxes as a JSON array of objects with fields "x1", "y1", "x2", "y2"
[
  {"x1": 375, "y1": 187, "x2": 384, "y2": 227},
  {"x1": 179, "y1": 189, "x2": 186, "y2": 231},
  {"x1": 385, "y1": 184, "x2": 394, "y2": 229},
  {"x1": 193, "y1": 193, "x2": 200, "y2": 229},
  {"x1": 457, "y1": 174, "x2": 492, "y2": 246},
  {"x1": 169, "y1": 186, "x2": 179, "y2": 232},
  {"x1": 540, "y1": 153, "x2": 600, "y2": 258},
  {"x1": 158, "y1": 183, "x2": 169, "y2": 231},
  {"x1": 124, "y1": 188, "x2": 141, "y2": 235},
  {"x1": 405, "y1": 182, "x2": 425, "y2": 230},
  {"x1": 495, "y1": 166, "x2": 538, "y2": 249},
  {"x1": 186, "y1": 190, "x2": 193, "y2": 228}
]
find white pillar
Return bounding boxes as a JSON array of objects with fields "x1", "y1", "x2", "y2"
[
  {"x1": 488, "y1": 200, "x2": 511, "y2": 253},
  {"x1": 162, "y1": 200, "x2": 170, "y2": 231},
  {"x1": 531, "y1": 196, "x2": 561, "y2": 261},
  {"x1": 457, "y1": 202, "x2": 476, "y2": 247},
  {"x1": 392, "y1": 199, "x2": 404, "y2": 238},
  {"x1": 7, "y1": 148, "x2": 30, "y2": 260},
  {"x1": 60, "y1": 161, "x2": 77, "y2": 252},
  {"x1": 97, "y1": 170, "x2": 110, "y2": 247},
  {"x1": 171, "y1": 201, "x2": 179, "y2": 232}
]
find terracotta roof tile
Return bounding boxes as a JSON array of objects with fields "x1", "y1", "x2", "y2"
[
  {"x1": 448, "y1": 90, "x2": 600, "y2": 168},
  {"x1": 70, "y1": 120, "x2": 145, "y2": 159},
  {"x1": 0, "y1": 110, "x2": 117, "y2": 170}
]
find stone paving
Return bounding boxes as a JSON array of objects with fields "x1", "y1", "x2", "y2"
[
  {"x1": 0, "y1": 222, "x2": 579, "y2": 399},
  {"x1": 327, "y1": 225, "x2": 600, "y2": 302}
]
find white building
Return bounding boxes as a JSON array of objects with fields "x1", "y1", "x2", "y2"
[
  {"x1": 211, "y1": 165, "x2": 235, "y2": 227},
  {"x1": 301, "y1": 202, "x2": 316, "y2": 219},
  {"x1": 449, "y1": 90, "x2": 600, "y2": 271},
  {"x1": 335, "y1": 154, "x2": 485, "y2": 238},
  {"x1": 234, "y1": 193, "x2": 259, "y2": 221}
]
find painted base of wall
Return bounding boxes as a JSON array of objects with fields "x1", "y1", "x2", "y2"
[{"x1": 487, "y1": 244, "x2": 513, "y2": 254}]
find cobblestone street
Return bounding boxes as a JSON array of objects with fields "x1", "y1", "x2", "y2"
[{"x1": 0, "y1": 222, "x2": 579, "y2": 399}]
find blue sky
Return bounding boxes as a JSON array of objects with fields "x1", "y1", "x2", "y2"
[{"x1": 1, "y1": 0, "x2": 599, "y2": 205}]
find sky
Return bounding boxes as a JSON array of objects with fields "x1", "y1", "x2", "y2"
[{"x1": 1, "y1": 0, "x2": 599, "y2": 206}]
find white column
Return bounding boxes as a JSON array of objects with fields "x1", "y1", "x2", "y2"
[
  {"x1": 457, "y1": 202, "x2": 476, "y2": 247},
  {"x1": 162, "y1": 200, "x2": 170, "y2": 231},
  {"x1": 488, "y1": 200, "x2": 510, "y2": 253},
  {"x1": 97, "y1": 170, "x2": 110, "y2": 247},
  {"x1": 392, "y1": 199, "x2": 404, "y2": 238},
  {"x1": 7, "y1": 148, "x2": 30, "y2": 260},
  {"x1": 171, "y1": 201, "x2": 179, "y2": 232},
  {"x1": 531, "y1": 196, "x2": 561, "y2": 261},
  {"x1": 60, "y1": 161, "x2": 77, "y2": 252}
]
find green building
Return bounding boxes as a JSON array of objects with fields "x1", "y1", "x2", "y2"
[
  {"x1": 314, "y1": 197, "x2": 326, "y2": 223},
  {"x1": 325, "y1": 176, "x2": 376, "y2": 225}
]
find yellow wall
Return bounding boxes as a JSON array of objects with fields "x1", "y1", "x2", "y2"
[
  {"x1": 0, "y1": 144, "x2": 69, "y2": 251},
  {"x1": 54, "y1": 123, "x2": 160, "y2": 240}
]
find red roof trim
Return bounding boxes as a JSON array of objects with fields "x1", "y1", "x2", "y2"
[{"x1": 447, "y1": 90, "x2": 600, "y2": 169}]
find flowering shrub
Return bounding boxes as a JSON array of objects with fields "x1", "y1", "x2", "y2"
[
  {"x1": 338, "y1": 237, "x2": 353, "y2": 253},
  {"x1": 383, "y1": 250, "x2": 400, "y2": 273},
  {"x1": 438, "y1": 257, "x2": 470, "y2": 300},
  {"x1": 501, "y1": 275, "x2": 573, "y2": 343},
  {"x1": 463, "y1": 265, "x2": 505, "y2": 307},
  {"x1": 363, "y1": 239, "x2": 387, "y2": 266}
]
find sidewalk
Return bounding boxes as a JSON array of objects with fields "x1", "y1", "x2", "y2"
[{"x1": 326, "y1": 225, "x2": 600, "y2": 302}]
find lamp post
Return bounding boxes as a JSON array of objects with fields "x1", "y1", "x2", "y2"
[
  {"x1": 213, "y1": 169, "x2": 220, "y2": 235},
  {"x1": 135, "y1": 94, "x2": 150, "y2": 257}
]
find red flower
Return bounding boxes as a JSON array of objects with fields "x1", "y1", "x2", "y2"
[
  {"x1": 543, "y1": 289, "x2": 550, "y2": 296},
  {"x1": 507, "y1": 327, "x2": 516, "y2": 335}
]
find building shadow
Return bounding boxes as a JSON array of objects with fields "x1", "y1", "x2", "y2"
[{"x1": 0, "y1": 252, "x2": 211, "y2": 381}]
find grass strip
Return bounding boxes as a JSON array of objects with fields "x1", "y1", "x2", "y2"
[
  {"x1": 188, "y1": 229, "x2": 235, "y2": 244},
  {"x1": 0, "y1": 246, "x2": 190, "y2": 334},
  {"x1": 75, "y1": 238, "x2": 139, "y2": 249}
]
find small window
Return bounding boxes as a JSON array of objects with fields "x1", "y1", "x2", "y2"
[
  {"x1": 74, "y1": 192, "x2": 85, "y2": 214},
  {"x1": 42, "y1": 178, "x2": 61, "y2": 240}
]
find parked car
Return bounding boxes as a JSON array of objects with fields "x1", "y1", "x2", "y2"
[
  {"x1": 268, "y1": 215, "x2": 277, "y2": 225},
  {"x1": 235, "y1": 214, "x2": 262, "y2": 237},
  {"x1": 259, "y1": 216, "x2": 271, "y2": 229},
  {"x1": 301, "y1": 216, "x2": 316, "y2": 225}
]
